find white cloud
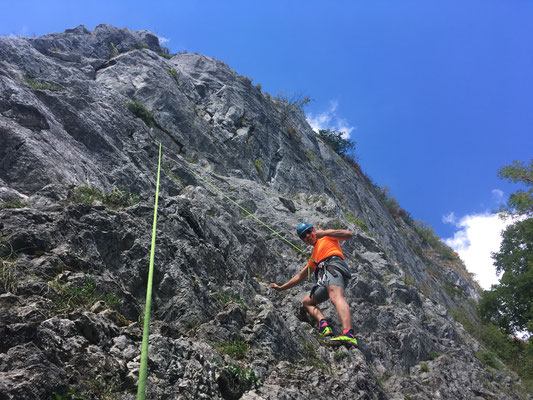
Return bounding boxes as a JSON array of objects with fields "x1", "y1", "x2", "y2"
[
  {"x1": 492, "y1": 189, "x2": 504, "y2": 201},
  {"x1": 443, "y1": 212, "x2": 514, "y2": 290},
  {"x1": 157, "y1": 35, "x2": 170, "y2": 45},
  {"x1": 306, "y1": 100, "x2": 356, "y2": 138},
  {"x1": 442, "y1": 211, "x2": 456, "y2": 225}
]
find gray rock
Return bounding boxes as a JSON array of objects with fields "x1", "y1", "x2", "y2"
[{"x1": 0, "y1": 25, "x2": 528, "y2": 400}]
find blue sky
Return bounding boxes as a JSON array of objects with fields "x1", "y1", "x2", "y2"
[{"x1": 2, "y1": 1, "x2": 532, "y2": 287}]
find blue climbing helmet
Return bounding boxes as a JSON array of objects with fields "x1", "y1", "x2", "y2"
[{"x1": 297, "y1": 222, "x2": 313, "y2": 239}]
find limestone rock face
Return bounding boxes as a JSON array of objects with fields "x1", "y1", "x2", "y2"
[{"x1": 0, "y1": 25, "x2": 527, "y2": 399}]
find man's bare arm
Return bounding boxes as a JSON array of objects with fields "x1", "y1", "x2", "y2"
[
  {"x1": 315, "y1": 228, "x2": 352, "y2": 241},
  {"x1": 269, "y1": 265, "x2": 309, "y2": 291}
]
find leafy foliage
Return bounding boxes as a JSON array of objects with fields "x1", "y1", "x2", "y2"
[
  {"x1": 103, "y1": 189, "x2": 140, "y2": 208},
  {"x1": 126, "y1": 101, "x2": 154, "y2": 127},
  {"x1": 317, "y1": 129, "x2": 355, "y2": 157},
  {"x1": 479, "y1": 159, "x2": 533, "y2": 335},
  {"x1": 496, "y1": 160, "x2": 533, "y2": 217},
  {"x1": 273, "y1": 92, "x2": 313, "y2": 112},
  {"x1": 222, "y1": 364, "x2": 262, "y2": 391},
  {"x1": 479, "y1": 217, "x2": 533, "y2": 333},
  {"x1": 157, "y1": 46, "x2": 173, "y2": 59},
  {"x1": 452, "y1": 306, "x2": 533, "y2": 391}
]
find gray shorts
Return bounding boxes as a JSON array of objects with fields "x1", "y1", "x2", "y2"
[{"x1": 309, "y1": 258, "x2": 351, "y2": 304}]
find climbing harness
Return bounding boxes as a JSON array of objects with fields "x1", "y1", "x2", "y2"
[{"x1": 314, "y1": 255, "x2": 350, "y2": 281}]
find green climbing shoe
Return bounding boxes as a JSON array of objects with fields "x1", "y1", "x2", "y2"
[
  {"x1": 319, "y1": 326, "x2": 333, "y2": 337},
  {"x1": 325, "y1": 333, "x2": 358, "y2": 346}
]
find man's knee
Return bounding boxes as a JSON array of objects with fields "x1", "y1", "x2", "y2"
[{"x1": 328, "y1": 286, "x2": 345, "y2": 305}]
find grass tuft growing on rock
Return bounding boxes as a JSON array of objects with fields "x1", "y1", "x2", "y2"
[
  {"x1": 345, "y1": 212, "x2": 369, "y2": 232},
  {"x1": 216, "y1": 336, "x2": 250, "y2": 360},
  {"x1": 71, "y1": 184, "x2": 139, "y2": 208},
  {"x1": 24, "y1": 77, "x2": 62, "y2": 91},
  {"x1": 0, "y1": 252, "x2": 20, "y2": 294},
  {"x1": 49, "y1": 275, "x2": 123, "y2": 315},
  {"x1": 1, "y1": 200, "x2": 30, "y2": 209}
]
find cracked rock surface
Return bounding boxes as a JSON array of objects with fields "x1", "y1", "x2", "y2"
[{"x1": 0, "y1": 25, "x2": 529, "y2": 399}]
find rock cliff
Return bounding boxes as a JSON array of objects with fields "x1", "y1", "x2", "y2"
[{"x1": 0, "y1": 25, "x2": 528, "y2": 399}]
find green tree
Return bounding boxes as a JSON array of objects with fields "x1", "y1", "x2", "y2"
[
  {"x1": 479, "y1": 159, "x2": 533, "y2": 334},
  {"x1": 479, "y1": 218, "x2": 533, "y2": 333},
  {"x1": 317, "y1": 129, "x2": 356, "y2": 157},
  {"x1": 497, "y1": 160, "x2": 533, "y2": 218}
]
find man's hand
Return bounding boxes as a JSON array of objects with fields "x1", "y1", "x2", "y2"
[
  {"x1": 315, "y1": 227, "x2": 326, "y2": 239},
  {"x1": 269, "y1": 283, "x2": 284, "y2": 291}
]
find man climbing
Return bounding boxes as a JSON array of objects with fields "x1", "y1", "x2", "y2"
[{"x1": 269, "y1": 222, "x2": 357, "y2": 346}]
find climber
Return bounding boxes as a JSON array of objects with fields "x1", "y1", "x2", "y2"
[{"x1": 269, "y1": 222, "x2": 357, "y2": 346}]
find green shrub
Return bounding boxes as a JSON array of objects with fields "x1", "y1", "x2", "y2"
[
  {"x1": 168, "y1": 68, "x2": 179, "y2": 84},
  {"x1": 126, "y1": 101, "x2": 153, "y2": 127},
  {"x1": 451, "y1": 306, "x2": 533, "y2": 391},
  {"x1": 476, "y1": 350, "x2": 501, "y2": 369},
  {"x1": 413, "y1": 220, "x2": 440, "y2": 248},
  {"x1": 72, "y1": 184, "x2": 103, "y2": 204},
  {"x1": 254, "y1": 158, "x2": 264, "y2": 177},
  {"x1": 157, "y1": 47, "x2": 173, "y2": 59},
  {"x1": 345, "y1": 212, "x2": 369, "y2": 232},
  {"x1": 103, "y1": 189, "x2": 140, "y2": 207},
  {"x1": 24, "y1": 77, "x2": 62, "y2": 91},
  {"x1": 317, "y1": 129, "x2": 355, "y2": 157},
  {"x1": 420, "y1": 362, "x2": 430, "y2": 373},
  {"x1": 52, "y1": 387, "x2": 88, "y2": 400},
  {"x1": 223, "y1": 364, "x2": 262, "y2": 391},
  {"x1": 1, "y1": 201, "x2": 29, "y2": 209},
  {"x1": 274, "y1": 92, "x2": 313, "y2": 112},
  {"x1": 71, "y1": 185, "x2": 139, "y2": 208}
]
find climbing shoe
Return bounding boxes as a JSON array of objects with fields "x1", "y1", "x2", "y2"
[
  {"x1": 319, "y1": 326, "x2": 333, "y2": 337},
  {"x1": 325, "y1": 330, "x2": 357, "y2": 346},
  {"x1": 319, "y1": 319, "x2": 333, "y2": 337}
]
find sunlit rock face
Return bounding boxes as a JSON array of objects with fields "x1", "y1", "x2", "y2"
[{"x1": 0, "y1": 25, "x2": 522, "y2": 400}]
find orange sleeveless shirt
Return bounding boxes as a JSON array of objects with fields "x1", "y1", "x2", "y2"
[{"x1": 306, "y1": 236, "x2": 344, "y2": 270}]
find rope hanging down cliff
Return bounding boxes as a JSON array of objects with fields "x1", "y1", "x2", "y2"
[
  {"x1": 137, "y1": 143, "x2": 162, "y2": 400},
  {"x1": 153, "y1": 139, "x2": 317, "y2": 272}
]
